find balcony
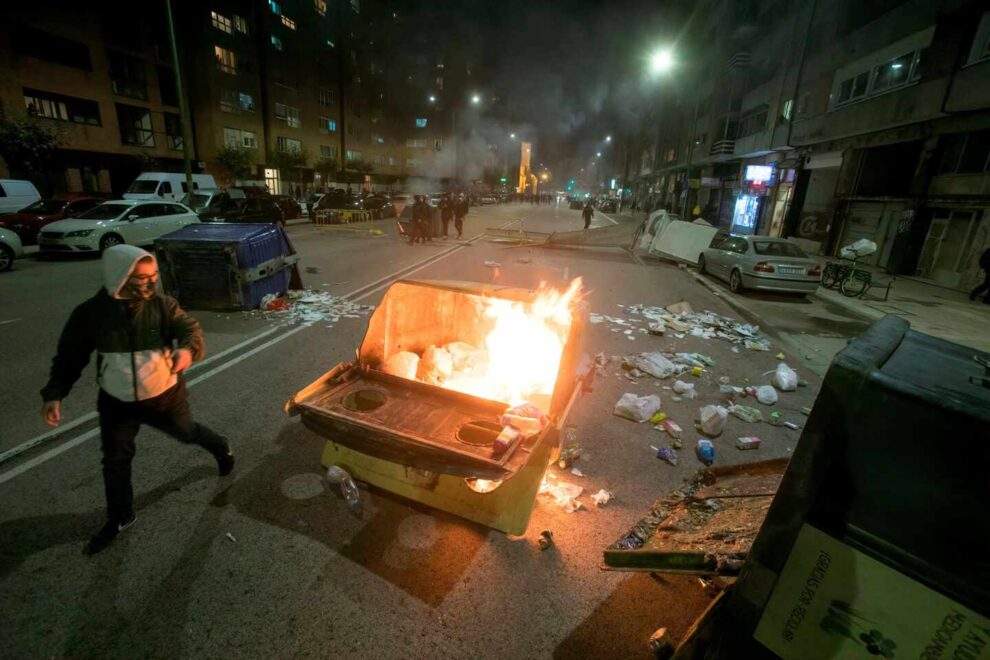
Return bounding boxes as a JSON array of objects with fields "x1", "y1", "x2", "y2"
[
  {"x1": 710, "y1": 139, "x2": 735, "y2": 157},
  {"x1": 725, "y1": 52, "x2": 751, "y2": 74}
]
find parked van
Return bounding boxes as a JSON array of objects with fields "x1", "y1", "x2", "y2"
[
  {"x1": 123, "y1": 173, "x2": 217, "y2": 202},
  {"x1": 0, "y1": 179, "x2": 42, "y2": 214}
]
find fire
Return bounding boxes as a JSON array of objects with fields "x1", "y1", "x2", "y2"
[{"x1": 441, "y1": 278, "x2": 583, "y2": 409}]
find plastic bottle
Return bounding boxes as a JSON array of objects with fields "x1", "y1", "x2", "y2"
[
  {"x1": 326, "y1": 465, "x2": 363, "y2": 517},
  {"x1": 696, "y1": 439, "x2": 715, "y2": 466}
]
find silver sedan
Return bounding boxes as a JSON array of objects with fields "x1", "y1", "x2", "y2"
[{"x1": 699, "y1": 235, "x2": 821, "y2": 294}]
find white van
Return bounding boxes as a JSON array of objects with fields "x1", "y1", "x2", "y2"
[
  {"x1": 0, "y1": 180, "x2": 42, "y2": 214},
  {"x1": 123, "y1": 173, "x2": 217, "y2": 202}
]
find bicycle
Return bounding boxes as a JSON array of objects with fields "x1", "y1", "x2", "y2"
[{"x1": 821, "y1": 258, "x2": 872, "y2": 298}]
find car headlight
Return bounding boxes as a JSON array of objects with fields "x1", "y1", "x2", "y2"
[{"x1": 66, "y1": 230, "x2": 94, "y2": 237}]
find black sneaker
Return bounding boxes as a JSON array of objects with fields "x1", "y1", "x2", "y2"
[
  {"x1": 83, "y1": 514, "x2": 136, "y2": 556},
  {"x1": 216, "y1": 451, "x2": 235, "y2": 477}
]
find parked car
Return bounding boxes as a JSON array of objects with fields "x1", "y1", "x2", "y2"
[
  {"x1": 304, "y1": 193, "x2": 325, "y2": 216},
  {"x1": 361, "y1": 193, "x2": 394, "y2": 217},
  {"x1": 180, "y1": 188, "x2": 246, "y2": 215},
  {"x1": 0, "y1": 197, "x2": 105, "y2": 245},
  {"x1": 0, "y1": 179, "x2": 42, "y2": 214},
  {"x1": 314, "y1": 191, "x2": 363, "y2": 212},
  {"x1": 599, "y1": 199, "x2": 618, "y2": 213},
  {"x1": 38, "y1": 200, "x2": 199, "y2": 253},
  {"x1": 699, "y1": 235, "x2": 822, "y2": 295},
  {"x1": 272, "y1": 195, "x2": 302, "y2": 222},
  {"x1": 199, "y1": 197, "x2": 283, "y2": 225},
  {"x1": 0, "y1": 226, "x2": 25, "y2": 272},
  {"x1": 123, "y1": 172, "x2": 217, "y2": 203}
]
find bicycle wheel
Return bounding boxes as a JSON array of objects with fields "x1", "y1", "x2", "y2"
[
  {"x1": 840, "y1": 270, "x2": 871, "y2": 297},
  {"x1": 821, "y1": 263, "x2": 839, "y2": 289}
]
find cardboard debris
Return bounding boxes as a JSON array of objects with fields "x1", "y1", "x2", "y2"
[
  {"x1": 254, "y1": 289, "x2": 374, "y2": 326},
  {"x1": 666, "y1": 301, "x2": 694, "y2": 315}
]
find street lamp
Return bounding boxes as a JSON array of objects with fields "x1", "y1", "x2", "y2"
[
  {"x1": 509, "y1": 132, "x2": 516, "y2": 139},
  {"x1": 471, "y1": 94, "x2": 481, "y2": 105},
  {"x1": 428, "y1": 95, "x2": 436, "y2": 103},
  {"x1": 605, "y1": 135, "x2": 612, "y2": 143},
  {"x1": 596, "y1": 151, "x2": 602, "y2": 157},
  {"x1": 649, "y1": 48, "x2": 673, "y2": 74}
]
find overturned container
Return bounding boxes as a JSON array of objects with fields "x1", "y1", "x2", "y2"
[{"x1": 285, "y1": 279, "x2": 591, "y2": 534}]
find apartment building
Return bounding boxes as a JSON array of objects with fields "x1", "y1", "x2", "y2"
[{"x1": 631, "y1": 0, "x2": 990, "y2": 292}]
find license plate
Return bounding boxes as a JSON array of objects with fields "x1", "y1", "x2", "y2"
[{"x1": 778, "y1": 267, "x2": 803, "y2": 275}]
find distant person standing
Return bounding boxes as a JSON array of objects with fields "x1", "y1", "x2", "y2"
[
  {"x1": 439, "y1": 193, "x2": 454, "y2": 240},
  {"x1": 410, "y1": 195, "x2": 429, "y2": 244},
  {"x1": 582, "y1": 200, "x2": 594, "y2": 229},
  {"x1": 970, "y1": 246, "x2": 990, "y2": 304},
  {"x1": 454, "y1": 194, "x2": 469, "y2": 240}
]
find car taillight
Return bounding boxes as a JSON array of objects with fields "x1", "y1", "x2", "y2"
[
  {"x1": 808, "y1": 264, "x2": 821, "y2": 277},
  {"x1": 753, "y1": 262, "x2": 775, "y2": 273}
]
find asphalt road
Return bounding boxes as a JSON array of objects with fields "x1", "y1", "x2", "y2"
[{"x1": 0, "y1": 203, "x2": 855, "y2": 658}]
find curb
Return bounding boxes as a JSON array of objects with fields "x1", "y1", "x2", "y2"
[{"x1": 810, "y1": 289, "x2": 885, "y2": 322}]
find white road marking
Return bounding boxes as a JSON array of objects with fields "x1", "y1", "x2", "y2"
[
  {"x1": 0, "y1": 318, "x2": 23, "y2": 326},
  {"x1": 0, "y1": 222, "x2": 514, "y2": 484}
]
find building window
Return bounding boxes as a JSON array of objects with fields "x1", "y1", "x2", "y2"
[
  {"x1": 116, "y1": 103, "x2": 154, "y2": 147},
  {"x1": 406, "y1": 158, "x2": 421, "y2": 167},
  {"x1": 239, "y1": 93, "x2": 255, "y2": 112},
  {"x1": 271, "y1": 35, "x2": 284, "y2": 51},
  {"x1": 406, "y1": 139, "x2": 427, "y2": 148},
  {"x1": 281, "y1": 15, "x2": 296, "y2": 30},
  {"x1": 211, "y1": 11, "x2": 233, "y2": 33},
  {"x1": 388, "y1": 156, "x2": 396, "y2": 166},
  {"x1": 737, "y1": 107, "x2": 768, "y2": 138},
  {"x1": 165, "y1": 112, "x2": 183, "y2": 150},
  {"x1": 326, "y1": 38, "x2": 336, "y2": 49},
  {"x1": 215, "y1": 46, "x2": 237, "y2": 74},
  {"x1": 314, "y1": 0, "x2": 327, "y2": 16},
  {"x1": 415, "y1": 118, "x2": 427, "y2": 128},
  {"x1": 320, "y1": 145, "x2": 337, "y2": 160},
  {"x1": 319, "y1": 87, "x2": 336, "y2": 106},
  {"x1": 275, "y1": 103, "x2": 300, "y2": 128},
  {"x1": 108, "y1": 51, "x2": 148, "y2": 101},
  {"x1": 233, "y1": 15, "x2": 248, "y2": 34},
  {"x1": 277, "y1": 136, "x2": 302, "y2": 153},
  {"x1": 346, "y1": 150, "x2": 362, "y2": 161},
  {"x1": 665, "y1": 148, "x2": 677, "y2": 162},
  {"x1": 373, "y1": 155, "x2": 386, "y2": 166},
  {"x1": 780, "y1": 99, "x2": 793, "y2": 121},
  {"x1": 319, "y1": 116, "x2": 337, "y2": 132},
  {"x1": 23, "y1": 89, "x2": 101, "y2": 125},
  {"x1": 938, "y1": 131, "x2": 990, "y2": 175},
  {"x1": 269, "y1": 0, "x2": 282, "y2": 15},
  {"x1": 434, "y1": 138, "x2": 443, "y2": 150},
  {"x1": 220, "y1": 89, "x2": 236, "y2": 112},
  {"x1": 966, "y1": 12, "x2": 990, "y2": 65},
  {"x1": 224, "y1": 127, "x2": 257, "y2": 149},
  {"x1": 832, "y1": 46, "x2": 925, "y2": 109},
  {"x1": 11, "y1": 25, "x2": 92, "y2": 71}
]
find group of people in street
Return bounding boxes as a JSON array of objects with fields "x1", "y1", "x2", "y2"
[{"x1": 408, "y1": 193, "x2": 469, "y2": 244}]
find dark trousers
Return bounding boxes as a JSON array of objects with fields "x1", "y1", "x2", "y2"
[
  {"x1": 971, "y1": 273, "x2": 990, "y2": 302},
  {"x1": 97, "y1": 379, "x2": 228, "y2": 524},
  {"x1": 442, "y1": 216, "x2": 451, "y2": 236},
  {"x1": 454, "y1": 216, "x2": 464, "y2": 236}
]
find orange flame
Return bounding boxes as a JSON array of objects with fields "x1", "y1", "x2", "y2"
[{"x1": 441, "y1": 278, "x2": 583, "y2": 410}]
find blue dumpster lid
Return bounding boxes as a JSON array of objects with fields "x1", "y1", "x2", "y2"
[{"x1": 157, "y1": 223, "x2": 279, "y2": 243}]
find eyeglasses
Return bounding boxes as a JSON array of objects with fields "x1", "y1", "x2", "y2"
[{"x1": 129, "y1": 272, "x2": 159, "y2": 283}]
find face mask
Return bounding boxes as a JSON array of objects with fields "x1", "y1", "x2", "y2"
[{"x1": 123, "y1": 280, "x2": 156, "y2": 300}]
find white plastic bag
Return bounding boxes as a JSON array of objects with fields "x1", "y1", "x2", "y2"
[
  {"x1": 613, "y1": 393, "x2": 662, "y2": 423},
  {"x1": 756, "y1": 385, "x2": 778, "y2": 405},
  {"x1": 382, "y1": 351, "x2": 419, "y2": 380},
  {"x1": 840, "y1": 238, "x2": 877, "y2": 260},
  {"x1": 699, "y1": 405, "x2": 728, "y2": 437},
  {"x1": 773, "y1": 363, "x2": 798, "y2": 392},
  {"x1": 673, "y1": 379, "x2": 698, "y2": 400},
  {"x1": 631, "y1": 352, "x2": 676, "y2": 379}
]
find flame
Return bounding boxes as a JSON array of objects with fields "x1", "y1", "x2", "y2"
[{"x1": 441, "y1": 278, "x2": 583, "y2": 410}]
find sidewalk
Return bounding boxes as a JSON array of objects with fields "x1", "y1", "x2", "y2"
[{"x1": 813, "y1": 276, "x2": 990, "y2": 353}]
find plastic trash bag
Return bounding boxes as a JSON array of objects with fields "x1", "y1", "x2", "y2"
[
  {"x1": 417, "y1": 345, "x2": 453, "y2": 385},
  {"x1": 613, "y1": 393, "x2": 662, "y2": 422},
  {"x1": 730, "y1": 404, "x2": 763, "y2": 423},
  {"x1": 756, "y1": 385, "x2": 778, "y2": 405},
  {"x1": 773, "y1": 363, "x2": 798, "y2": 392},
  {"x1": 382, "y1": 351, "x2": 420, "y2": 380},
  {"x1": 699, "y1": 405, "x2": 728, "y2": 436},
  {"x1": 539, "y1": 479, "x2": 584, "y2": 512},
  {"x1": 629, "y1": 352, "x2": 676, "y2": 379},
  {"x1": 673, "y1": 379, "x2": 698, "y2": 400},
  {"x1": 326, "y1": 465, "x2": 363, "y2": 518},
  {"x1": 840, "y1": 238, "x2": 877, "y2": 259}
]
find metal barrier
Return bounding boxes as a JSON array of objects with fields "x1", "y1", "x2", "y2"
[{"x1": 313, "y1": 208, "x2": 374, "y2": 225}]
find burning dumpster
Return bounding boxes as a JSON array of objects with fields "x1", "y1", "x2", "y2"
[{"x1": 285, "y1": 278, "x2": 590, "y2": 534}]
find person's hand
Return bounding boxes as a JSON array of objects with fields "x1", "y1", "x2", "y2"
[
  {"x1": 42, "y1": 401, "x2": 61, "y2": 428},
  {"x1": 170, "y1": 348, "x2": 193, "y2": 374}
]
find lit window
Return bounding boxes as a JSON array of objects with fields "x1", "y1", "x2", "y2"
[
  {"x1": 281, "y1": 15, "x2": 296, "y2": 30},
  {"x1": 319, "y1": 116, "x2": 337, "y2": 132},
  {"x1": 215, "y1": 46, "x2": 237, "y2": 74},
  {"x1": 242, "y1": 131, "x2": 257, "y2": 148},
  {"x1": 269, "y1": 0, "x2": 281, "y2": 15},
  {"x1": 271, "y1": 35, "x2": 284, "y2": 51},
  {"x1": 233, "y1": 15, "x2": 248, "y2": 34},
  {"x1": 314, "y1": 0, "x2": 327, "y2": 16},
  {"x1": 406, "y1": 139, "x2": 427, "y2": 148},
  {"x1": 388, "y1": 156, "x2": 396, "y2": 166},
  {"x1": 23, "y1": 89, "x2": 101, "y2": 125},
  {"x1": 326, "y1": 38, "x2": 336, "y2": 48},
  {"x1": 223, "y1": 127, "x2": 242, "y2": 147},
  {"x1": 415, "y1": 118, "x2": 427, "y2": 128},
  {"x1": 277, "y1": 136, "x2": 302, "y2": 153},
  {"x1": 346, "y1": 150, "x2": 362, "y2": 161},
  {"x1": 211, "y1": 11, "x2": 232, "y2": 34},
  {"x1": 239, "y1": 93, "x2": 255, "y2": 112}
]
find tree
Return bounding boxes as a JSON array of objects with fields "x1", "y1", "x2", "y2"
[
  {"x1": 268, "y1": 147, "x2": 310, "y2": 194},
  {"x1": 214, "y1": 144, "x2": 254, "y2": 184},
  {"x1": 314, "y1": 157, "x2": 338, "y2": 189},
  {"x1": 0, "y1": 116, "x2": 62, "y2": 176}
]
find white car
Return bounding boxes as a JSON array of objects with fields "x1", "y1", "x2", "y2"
[
  {"x1": 38, "y1": 200, "x2": 199, "y2": 254},
  {"x1": 0, "y1": 226, "x2": 25, "y2": 272}
]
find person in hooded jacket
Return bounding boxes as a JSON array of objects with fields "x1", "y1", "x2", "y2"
[{"x1": 41, "y1": 245, "x2": 234, "y2": 555}]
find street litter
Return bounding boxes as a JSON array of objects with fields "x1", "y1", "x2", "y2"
[
  {"x1": 699, "y1": 405, "x2": 728, "y2": 437},
  {"x1": 484, "y1": 260, "x2": 501, "y2": 268},
  {"x1": 613, "y1": 393, "x2": 662, "y2": 422},
  {"x1": 570, "y1": 467, "x2": 585, "y2": 477},
  {"x1": 773, "y1": 363, "x2": 798, "y2": 391},
  {"x1": 666, "y1": 301, "x2": 694, "y2": 315},
  {"x1": 557, "y1": 444, "x2": 583, "y2": 469},
  {"x1": 225, "y1": 532, "x2": 237, "y2": 543},
  {"x1": 501, "y1": 403, "x2": 549, "y2": 437},
  {"x1": 769, "y1": 411, "x2": 783, "y2": 426},
  {"x1": 673, "y1": 379, "x2": 697, "y2": 399},
  {"x1": 591, "y1": 489, "x2": 613, "y2": 506},
  {"x1": 326, "y1": 465, "x2": 363, "y2": 517},
  {"x1": 656, "y1": 446, "x2": 679, "y2": 466},
  {"x1": 539, "y1": 530, "x2": 555, "y2": 550},
  {"x1": 729, "y1": 404, "x2": 763, "y2": 423},
  {"x1": 756, "y1": 385, "x2": 778, "y2": 405},
  {"x1": 625, "y1": 352, "x2": 676, "y2": 379},
  {"x1": 592, "y1": 302, "x2": 771, "y2": 351},
  {"x1": 539, "y1": 479, "x2": 584, "y2": 513},
  {"x1": 720, "y1": 384, "x2": 745, "y2": 398},
  {"x1": 784, "y1": 421, "x2": 801, "y2": 430},
  {"x1": 736, "y1": 436, "x2": 761, "y2": 450},
  {"x1": 659, "y1": 419, "x2": 683, "y2": 439},
  {"x1": 745, "y1": 340, "x2": 770, "y2": 351},
  {"x1": 775, "y1": 352, "x2": 786, "y2": 360},
  {"x1": 696, "y1": 438, "x2": 716, "y2": 466},
  {"x1": 256, "y1": 289, "x2": 374, "y2": 326},
  {"x1": 649, "y1": 411, "x2": 667, "y2": 424},
  {"x1": 800, "y1": 406, "x2": 813, "y2": 416},
  {"x1": 648, "y1": 320, "x2": 666, "y2": 335}
]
